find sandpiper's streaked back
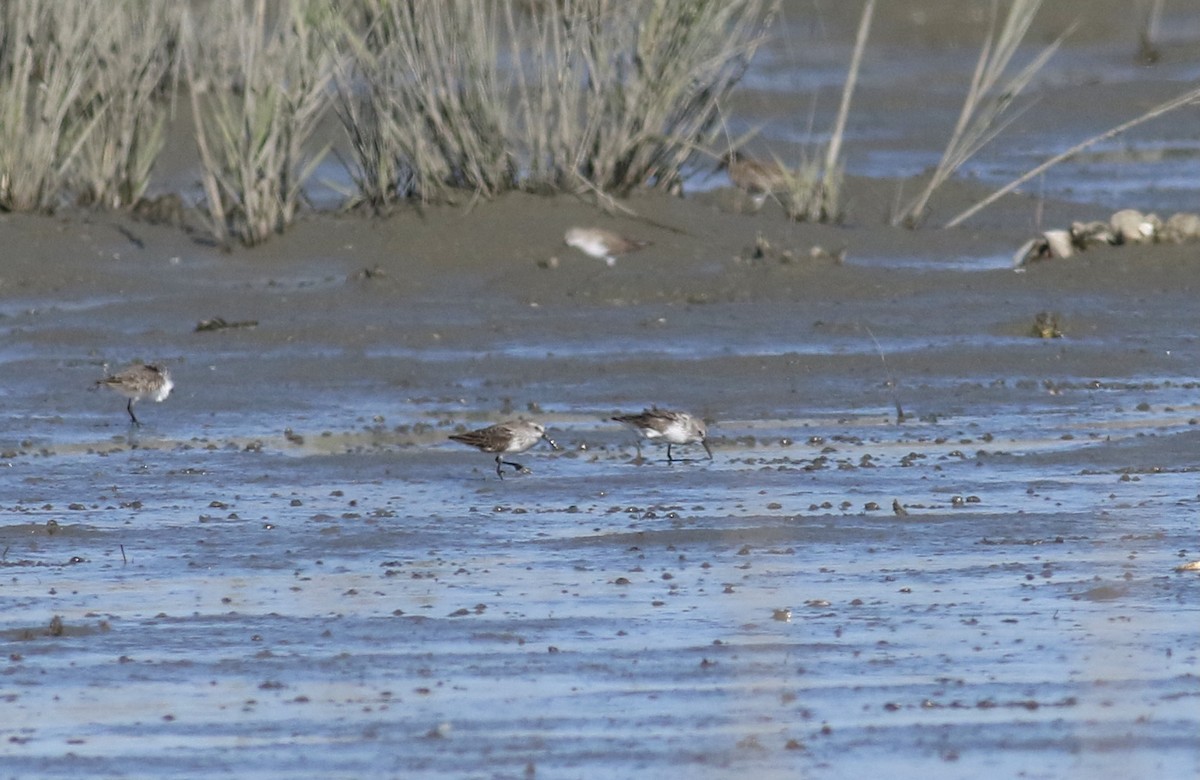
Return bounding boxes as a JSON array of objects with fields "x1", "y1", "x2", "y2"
[
  {"x1": 719, "y1": 150, "x2": 789, "y2": 209},
  {"x1": 612, "y1": 407, "x2": 712, "y2": 463},
  {"x1": 93, "y1": 363, "x2": 174, "y2": 426},
  {"x1": 564, "y1": 227, "x2": 651, "y2": 267},
  {"x1": 449, "y1": 420, "x2": 559, "y2": 478}
]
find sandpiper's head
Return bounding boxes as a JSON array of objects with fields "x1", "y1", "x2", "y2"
[{"x1": 531, "y1": 422, "x2": 563, "y2": 451}]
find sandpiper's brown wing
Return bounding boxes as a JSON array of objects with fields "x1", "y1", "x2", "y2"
[
  {"x1": 449, "y1": 424, "x2": 508, "y2": 452},
  {"x1": 96, "y1": 364, "x2": 165, "y2": 395},
  {"x1": 123, "y1": 364, "x2": 161, "y2": 389},
  {"x1": 729, "y1": 154, "x2": 788, "y2": 194},
  {"x1": 611, "y1": 411, "x2": 649, "y2": 427},
  {"x1": 601, "y1": 229, "x2": 651, "y2": 256},
  {"x1": 612, "y1": 408, "x2": 675, "y2": 432}
]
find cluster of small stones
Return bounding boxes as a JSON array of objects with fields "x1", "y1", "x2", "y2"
[
  {"x1": 736, "y1": 234, "x2": 846, "y2": 265},
  {"x1": 1015, "y1": 208, "x2": 1200, "y2": 269}
]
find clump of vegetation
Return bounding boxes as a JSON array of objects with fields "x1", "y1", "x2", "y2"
[
  {"x1": 330, "y1": 0, "x2": 778, "y2": 209},
  {"x1": 71, "y1": 2, "x2": 176, "y2": 209},
  {"x1": 0, "y1": 1, "x2": 174, "y2": 213},
  {"x1": 777, "y1": 0, "x2": 873, "y2": 223},
  {"x1": 775, "y1": 156, "x2": 840, "y2": 223},
  {"x1": 2, "y1": 0, "x2": 777, "y2": 244},
  {"x1": 546, "y1": 0, "x2": 777, "y2": 197},
  {"x1": 330, "y1": 1, "x2": 517, "y2": 209},
  {"x1": 182, "y1": 0, "x2": 332, "y2": 247},
  {"x1": 0, "y1": 2, "x2": 102, "y2": 212}
]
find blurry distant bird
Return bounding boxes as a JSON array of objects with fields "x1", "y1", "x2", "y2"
[
  {"x1": 564, "y1": 227, "x2": 651, "y2": 267},
  {"x1": 718, "y1": 150, "x2": 790, "y2": 209},
  {"x1": 612, "y1": 407, "x2": 712, "y2": 463},
  {"x1": 93, "y1": 363, "x2": 174, "y2": 426}
]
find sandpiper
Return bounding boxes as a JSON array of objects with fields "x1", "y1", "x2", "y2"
[
  {"x1": 612, "y1": 408, "x2": 712, "y2": 463},
  {"x1": 718, "y1": 150, "x2": 789, "y2": 209},
  {"x1": 93, "y1": 363, "x2": 174, "y2": 426},
  {"x1": 449, "y1": 420, "x2": 559, "y2": 478},
  {"x1": 564, "y1": 227, "x2": 651, "y2": 267}
]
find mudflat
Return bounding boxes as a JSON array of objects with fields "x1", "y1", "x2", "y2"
[{"x1": 2, "y1": 2, "x2": 1199, "y2": 777}]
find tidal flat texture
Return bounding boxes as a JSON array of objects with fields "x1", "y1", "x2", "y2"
[{"x1": 2, "y1": 2, "x2": 1200, "y2": 778}]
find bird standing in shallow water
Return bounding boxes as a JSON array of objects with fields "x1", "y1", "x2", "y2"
[
  {"x1": 449, "y1": 420, "x2": 559, "y2": 478},
  {"x1": 93, "y1": 363, "x2": 174, "y2": 426},
  {"x1": 612, "y1": 408, "x2": 712, "y2": 463}
]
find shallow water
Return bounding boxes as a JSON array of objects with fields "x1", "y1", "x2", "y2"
[
  {"x1": 735, "y1": 9, "x2": 1200, "y2": 217},
  {"x1": 4, "y1": 4, "x2": 1200, "y2": 777},
  {"x1": 3, "y1": 233, "x2": 1199, "y2": 779}
]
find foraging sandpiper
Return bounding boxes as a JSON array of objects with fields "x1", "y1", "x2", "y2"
[
  {"x1": 612, "y1": 408, "x2": 712, "y2": 463},
  {"x1": 564, "y1": 227, "x2": 651, "y2": 267},
  {"x1": 449, "y1": 420, "x2": 560, "y2": 478}
]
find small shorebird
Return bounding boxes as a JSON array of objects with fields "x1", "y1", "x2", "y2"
[
  {"x1": 718, "y1": 150, "x2": 789, "y2": 209},
  {"x1": 612, "y1": 408, "x2": 712, "y2": 463},
  {"x1": 93, "y1": 363, "x2": 174, "y2": 426},
  {"x1": 449, "y1": 420, "x2": 560, "y2": 479},
  {"x1": 564, "y1": 227, "x2": 651, "y2": 267}
]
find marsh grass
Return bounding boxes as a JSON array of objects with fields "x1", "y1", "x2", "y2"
[
  {"x1": 331, "y1": 0, "x2": 778, "y2": 208},
  {"x1": 1, "y1": 0, "x2": 1193, "y2": 254},
  {"x1": 3, "y1": 0, "x2": 776, "y2": 241},
  {"x1": 0, "y1": 1, "x2": 104, "y2": 212},
  {"x1": 892, "y1": 0, "x2": 1070, "y2": 227},
  {"x1": 71, "y1": 2, "x2": 176, "y2": 209},
  {"x1": 764, "y1": 152, "x2": 840, "y2": 223},
  {"x1": 0, "y1": 1, "x2": 175, "y2": 213},
  {"x1": 331, "y1": 2, "x2": 516, "y2": 209},
  {"x1": 557, "y1": 0, "x2": 777, "y2": 197},
  {"x1": 182, "y1": 0, "x2": 332, "y2": 247}
]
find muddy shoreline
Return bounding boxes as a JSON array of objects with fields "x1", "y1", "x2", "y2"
[{"x1": 3, "y1": 2, "x2": 1200, "y2": 777}]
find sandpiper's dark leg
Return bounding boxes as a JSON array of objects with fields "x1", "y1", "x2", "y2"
[
  {"x1": 494, "y1": 455, "x2": 505, "y2": 479},
  {"x1": 500, "y1": 459, "x2": 528, "y2": 475},
  {"x1": 702, "y1": 440, "x2": 713, "y2": 460},
  {"x1": 667, "y1": 443, "x2": 675, "y2": 463},
  {"x1": 126, "y1": 399, "x2": 141, "y2": 426}
]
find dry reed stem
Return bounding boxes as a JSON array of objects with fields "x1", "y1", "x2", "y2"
[
  {"x1": 945, "y1": 85, "x2": 1200, "y2": 228},
  {"x1": 892, "y1": 0, "x2": 1069, "y2": 227},
  {"x1": 824, "y1": 0, "x2": 872, "y2": 178},
  {"x1": 778, "y1": 0, "x2": 870, "y2": 223},
  {"x1": 1137, "y1": 0, "x2": 1165, "y2": 63}
]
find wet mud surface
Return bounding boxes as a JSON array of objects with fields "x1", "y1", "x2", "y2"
[{"x1": 3, "y1": 3, "x2": 1200, "y2": 778}]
